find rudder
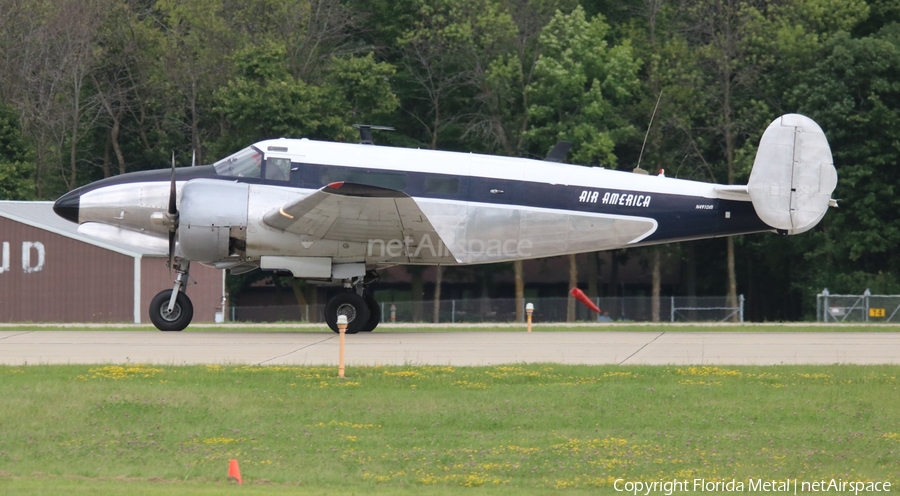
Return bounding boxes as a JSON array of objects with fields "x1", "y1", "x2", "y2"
[{"x1": 748, "y1": 114, "x2": 837, "y2": 235}]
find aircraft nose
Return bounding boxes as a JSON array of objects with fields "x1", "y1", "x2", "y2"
[{"x1": 53, "y1": 189, "x2": 81, "y2": 224}]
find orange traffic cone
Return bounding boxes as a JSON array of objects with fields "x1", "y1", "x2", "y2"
[{"x1": 228, "y1": 459, "x2": 242, "y2": 484}]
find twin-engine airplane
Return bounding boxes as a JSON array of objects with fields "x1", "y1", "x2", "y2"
[{"x1": 53, "y1": 114, "x2": 837, "y2": 333}]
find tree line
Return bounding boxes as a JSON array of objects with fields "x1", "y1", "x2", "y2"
[{"x1": 1, "y1": 0, "x2": 898, "y2": 320}]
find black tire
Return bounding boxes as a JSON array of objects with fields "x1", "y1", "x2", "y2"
[
  {"x1": 149, "y1": 290, "x2": 194, "y2": 332},
  {"x1": 359, "y1": 293, "x2": 381, "y2": 332},
  {"x1": 325, "y1": 292, "x2": 370, "y2": 334}
]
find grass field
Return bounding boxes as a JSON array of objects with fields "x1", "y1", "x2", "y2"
[{"x1": 1, "y1": 363, "x2": 899, "y2": 495}]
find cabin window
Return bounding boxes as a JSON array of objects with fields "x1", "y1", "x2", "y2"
[
  {"x1": 424, "y1": 176, "x2": 459, "y2": 194},
  {"x1": 213, "y1": 146, "x2": 262, "y2": 178},
  {"x1": 265, "y1": 157, "x2": 291, "y2": 181},
  {"x1": 320, "y1": 167, "x2": 407, "y2": 191}
]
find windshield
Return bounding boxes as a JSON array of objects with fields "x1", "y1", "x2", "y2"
[{"x1": 213, "y1": 146, "x2": 262, "y2": 178}]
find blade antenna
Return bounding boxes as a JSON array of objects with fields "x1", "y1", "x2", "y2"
[{"x1": 636, "y1": 90, "x2": 663, "y2": 172}]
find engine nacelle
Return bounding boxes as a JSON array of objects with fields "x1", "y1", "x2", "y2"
[{"x1": 178, "y1": 180, "x2": 249, "y2": 262}]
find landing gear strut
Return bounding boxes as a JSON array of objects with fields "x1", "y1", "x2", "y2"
[{"x1": 149, "y1": 259, "x2": 194, "y2": 331}]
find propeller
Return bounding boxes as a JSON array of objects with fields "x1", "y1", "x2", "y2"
[
  {"x1": 149, "y1": 152, "x2": 182, "y2": 275},
  {"x1": 167, "y1": 151, "x2": 180, "y2": 271}
]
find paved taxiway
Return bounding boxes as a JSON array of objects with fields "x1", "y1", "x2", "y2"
[{"x1": 1, "y1": 330, "x2": 899, "y2": 365}]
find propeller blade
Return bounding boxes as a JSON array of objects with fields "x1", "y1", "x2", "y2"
[
  {"x1": 169, "y1": 151, "x2": 177, "y2": 216},
  {"x1": 167, "y1": 151, "x2": 179, "y2": 273}
]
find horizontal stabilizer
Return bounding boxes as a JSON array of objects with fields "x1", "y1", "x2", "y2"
[
  {"x1": 715, "y1": 185, "x2": 750, "y2": 202},
  {"x1": 748, "y1": 114, "x2": 837, "y2": 235}
]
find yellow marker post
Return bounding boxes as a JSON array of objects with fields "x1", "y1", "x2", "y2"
[
  {"x1": 337, "y1": 315, "x2": 347, "y2": 378},
  {"x1": 526, "y1": 303, "x2": 534, "y2": 332}
]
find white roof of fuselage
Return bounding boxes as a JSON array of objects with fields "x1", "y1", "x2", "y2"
[
  {"x1": 0, "y1": 201, "x2": 163, "y2": 258},
  {"x1": 255, "y1": 138, "x2": 723, "y2": 198}
]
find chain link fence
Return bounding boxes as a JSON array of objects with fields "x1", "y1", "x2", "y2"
[
  {"x1": 230, "y1": 295, "x2": 744, "y2": 324},
  {"x1": 817, "y1": 288, "x2": 900, "y2": 323}
]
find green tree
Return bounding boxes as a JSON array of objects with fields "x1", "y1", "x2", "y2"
[
  {"x1": 789, "y1": 27, "x2": 900, "y2": 294},
  {"x1": 215, "y1": 42, "x2": 398, "y2": 149},
  {"x1": 155, "y1": 0, "x2": 238, "y2": 165},
  {"x1": 324, "y1": 53, "x2": 400, "y2": 126},
  {"x1": 524, "y1": 6, "x2": 640, "y2": 166},
  {"x1": 719, "y1": 0, "x2": 872, "y2": 319},
  {"x1": 398, "y1": 0, "x2": 518, "y2": 150},
  {"x1": 467, "y1": 0, "x2": 577, "y2": 157},
  {"x1": 0, "y1": 104, "x2": 34, "y2": 200},
  {"x1": 464, "y1": 0, "x2": 576, "y2": 320},
  {"x1": 523, "y1": 6, "x2": 640, "y2": 321},
  {"x1": 672, "y1": 0, "x2": 774, "y2": 318}
]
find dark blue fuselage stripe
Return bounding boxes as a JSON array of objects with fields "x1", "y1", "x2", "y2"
[
  {"x1": 296, "y1": 162, "x2": 772, "y2": 243},
  {"x1": 64, "y1": 161, "x2": 772, "y2": 246}
]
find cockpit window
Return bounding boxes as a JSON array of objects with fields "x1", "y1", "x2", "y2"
[{"x1": 213, "y1": 146, "x2": 262, "y2": 178}]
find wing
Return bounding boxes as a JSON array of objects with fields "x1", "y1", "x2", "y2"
[{"x1": 262, "y1": 182, "x2": 458, "y2": 263}]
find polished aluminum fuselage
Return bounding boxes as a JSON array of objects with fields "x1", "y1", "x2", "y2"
[{"x1": 55, "y1": 131, "x2": 805, "y2": 278}]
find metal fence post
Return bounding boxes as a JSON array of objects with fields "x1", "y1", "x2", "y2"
[
  {"x1": 817, "y1": 290, "x2": 822, "y2": 322},
  {"x1": 864, "y1": 288, "x2": 871, "y2": 323},
  {"x1": 671, "y1": 295, "x2": 675, "y2": 322},
  {"x1": 822, "y1": 288, "x2": 829, "y2": 322},
  {"x1": 739, "y1": 294, "x2": 745, "y2": 322},
  {"x1": 451, "y1": 299, "x2": 456, "y2": 324}
]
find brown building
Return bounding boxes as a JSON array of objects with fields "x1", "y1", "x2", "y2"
[{"x1": 0, "y1": 201, "x2": 223, "y2": 323}]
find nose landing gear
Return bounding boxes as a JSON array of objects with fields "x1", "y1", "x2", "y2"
[{"x1": 149, "y1": 259, "x2": 194, "y2": 331}]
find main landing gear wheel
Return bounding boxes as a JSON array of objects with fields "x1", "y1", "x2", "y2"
[
  {"x1": 325, "y1": 292, "x2": 370, "y2": 334},
  {"x1": 359, "y1": 293, "x2": 381, "y2": 332},
  {"x1": 149, "y1": 289, "x2": 194, "y2": 331}
]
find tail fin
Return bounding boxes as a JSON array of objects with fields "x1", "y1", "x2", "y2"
[{"x1": 748, "y1": 114, "x2": 837, "y2": 235}]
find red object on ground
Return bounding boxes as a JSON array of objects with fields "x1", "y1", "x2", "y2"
[
  {"x1": 228, "y1": 459, "x2": 242, "y2": 484},
  {"x1": 570, "y1": 287, "x2": 601, "y2": 314}
]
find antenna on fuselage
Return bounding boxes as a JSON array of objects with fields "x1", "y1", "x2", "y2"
[
  {"x1": 634, "y1": 90, "x2": 663, "y2": 175},
  {"x1": 353, "y1": 124, "x2": 395, "y2": 145},
  {"x1": 544, "y1": 141, "x2": 572, "y2": 163}
]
